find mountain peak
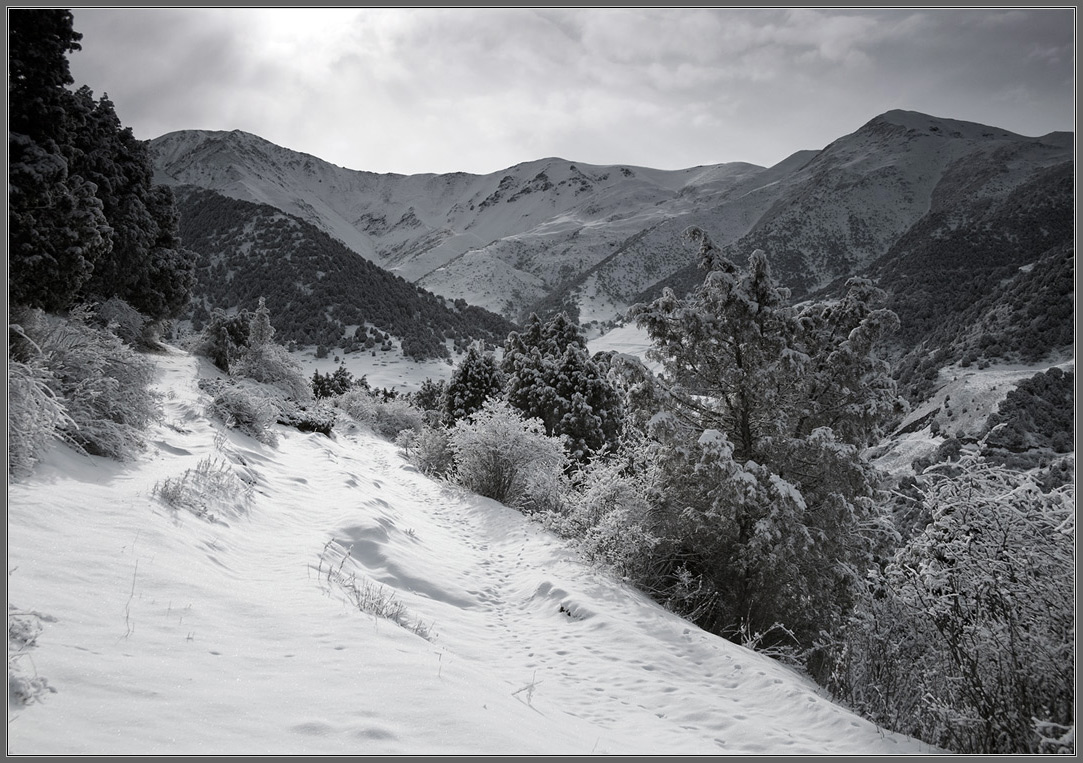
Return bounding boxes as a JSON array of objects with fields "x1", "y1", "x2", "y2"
[{"x1": 869, "y1": 109, "x2": 1026, "y2": 141}]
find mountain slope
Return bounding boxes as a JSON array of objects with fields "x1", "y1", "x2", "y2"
[
  {"x1": 150, "y1": 111, "x2": 1072, "y2": 328},
  {"x1": 150, "y1": 130, "x2": 775, "y2": 321},
  {"x1": 6, "y1": 348, "x2": 939, "y2": 755},
  {"x1": 172, "y1": 186, "x2": 514, "y2": 360}
]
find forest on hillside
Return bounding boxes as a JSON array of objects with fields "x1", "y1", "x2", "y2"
[{"x1": 173, "y1": 186, "x2": 515, "y2": 361}]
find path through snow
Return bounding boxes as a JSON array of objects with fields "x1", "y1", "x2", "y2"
[{"x1": 7, "y1": 348, "x2": 939, "y2": 755}]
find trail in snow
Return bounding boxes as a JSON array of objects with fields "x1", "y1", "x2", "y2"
[{"x1": 7, "y1": 347, "x2": 939, "y2": 755}]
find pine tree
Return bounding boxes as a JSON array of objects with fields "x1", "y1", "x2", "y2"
[
  {"x1": 629, "y1": 232, "x2": 904, "y2": 654},
  {"x1": 8, "y1": 10, "x2": 194, "y2": 321},
  {"x1": 71, "y1": 89, "x2": 195, "y2": 320},
  {"x1": 9, "y1": 10, "x2": 111, "y2": 312},
  {"x1": 502, "y1": 313, "x2": 624, "y2": 461},
  {"x1": 443, "y1": 344, "x2": 505, "y2": 425}
]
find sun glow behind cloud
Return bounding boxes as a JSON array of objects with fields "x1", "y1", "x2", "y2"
[{"x1": 67, "y1": 8, "x2": 1075, "y2": 176}]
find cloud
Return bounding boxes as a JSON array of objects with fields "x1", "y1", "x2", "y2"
[{"x1": 66, "y1": 8, "x2": 1074, "y2": 175}]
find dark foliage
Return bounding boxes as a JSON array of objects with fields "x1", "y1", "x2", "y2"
[
  {"x1": 983, "y1": 368, "x2": 1074, "y2": 456},
  {"x1": 311, "y1": 366, "x2": 359, "y2": 399},
  {"x1": 8, "y1": 10, "x2": 195, "y2": 321},
  {"x1": 173, "y1": 187, "x2": 515, "y2": 360}
]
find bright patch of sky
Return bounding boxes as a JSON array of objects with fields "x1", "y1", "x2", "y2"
[{"x1": 67, "y1": 8, "x2": 1075, "y2": 175}]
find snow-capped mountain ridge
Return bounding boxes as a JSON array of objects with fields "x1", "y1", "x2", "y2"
[{"x1": 151, "y1": 110, "x2": 1072, "y2": 323}]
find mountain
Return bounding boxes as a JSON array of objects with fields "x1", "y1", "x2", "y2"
[
  {"x1": 149, "y1": 110, "x2": 1072, "y2": 333},
  {"x1": 149, "y1": 130, "x2": 775, "y2": 323}
]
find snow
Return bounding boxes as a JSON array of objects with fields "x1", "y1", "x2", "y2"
[
  {"x1": 872, "y1": 357, "x2": 1075, "y2": 476},
  {"x1": 7, "y1": 346, "x2": 941, "y2": 755}
]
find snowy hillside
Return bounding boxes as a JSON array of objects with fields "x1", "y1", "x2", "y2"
[
  {"x1": 151, "y1": 130, "x2": 765, "y2": 321},
  {"x1": 7, "y1": 347, "x2": 940, "y2": 755}
]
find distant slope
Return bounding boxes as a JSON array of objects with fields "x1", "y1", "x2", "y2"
[
  {"x1": 150, "y1": 129, "x2": 773, "y2": 322},
  {"x1": 148, "y1": 110, "x2": 1070, "y2": 365},
  {"x1": 173, "y1": 186, "x2": 515, "y2": 360}
]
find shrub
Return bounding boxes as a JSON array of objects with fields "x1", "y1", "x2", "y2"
[
  {"x1": 190, "y1": 308, "x2": 252, "y2": 374},
  {"x1": 315, "y1": 540, "x2": 433, "y2": 640},
  {"x1": 89, "y1": 296, "x2": 159, "y2": 350},
  {"x1": 152, "y1": 456, "x2": 254, "y2": 522},
  {"x1": 7, "y1": 354, "x2": 72, "y2": 479},
  {"x1": 8, "y1": 608, "x2": 56, "y2": 707},
  {"x1": 312, "y1": 366, "x2": 357, "y2": 399},
  {"x1": 233, "y1": 341, "x2": 311, "y2": 402},
  {"x1": 12, "y1": 307, "x2": 161, "y2": 461},
  {"x1": 276, "y1": 399, "x2": 337, "y2": 437},
  {"x1": 826, "y1": 453, "x2": 1075, "y2": 754},
  {"x1": 397, "y1": 426, "x2": 455, "y2": 478},
  {"x1": 199, "y1": 378, "x2": 279, "y2": 446},
  {"x1": 449, "y1": 399, "x2": 566, "y2": 509},
  {"x1": 333, "y1": 389, "x2": 424, "y2": 440},
  {"x1": 546, "y1": 457, "x2": 660, "y2": 581}
]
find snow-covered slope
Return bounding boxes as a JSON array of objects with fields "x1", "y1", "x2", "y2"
[
  {"x1": 715, "y1": 109, "x2": 1073, "y2": 296},
  {"x1": 151, "y1": 110, "x2": 1071, "y2": 325},
  {"x1": 7, "y1": 348, "x2": 940, "y2": 755},
  {"x1": 151, "y1": 130, "x2": 766, "y2": 321}
]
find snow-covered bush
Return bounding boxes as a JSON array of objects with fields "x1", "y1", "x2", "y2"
[
  {"x1": 276, "y1": 399, "x2": 337, "y2": 437},
  {"x1": 7, "y1": 354, "x2": 72, "y2": 479},
  {"x1": 201, "y1": 298, "x2": 312, "y2": 402},
  {"x1": 8, "y1": 608, "x2": 56, "y2": 706},
  {"x1": 449, "y1": 399, "x2": 566, "y2": 509},
  {"x1": 546, "y1": 456, "x2": 660, "y2": 581},
  {"x1": 397, "y1": 426, "x2": 455, "y2": 478},
  {"x1": 827, "y1": 452, "x2": 1075, "y2": 754},
  {"x1": 233, "y1": 341, "x2": 310, "y2": 402},
  {"x1": 153, "y1": 456, "x2": 254, "y2": 522},
  {"x1": 333, "y1": 389, "x2": 424, "y2": 440},
  {"x1": 89, "y1": 296, "x2": 162, "y2": 350},
  {"x1": 189, "y1": 308, "x2": 252, "y2": 374},
  {"x1": 11, "y1": 307, "x2": 161, "y2": 462},
  {"x1": 199, "y1": 378, "x2": 279, "y2": 446}
]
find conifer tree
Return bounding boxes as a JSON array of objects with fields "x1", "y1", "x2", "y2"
[
  {"x1": 443, "y1": 344, "x2": 505, "y2": 426},
  {"x1": 9, "y1": 10, "x2": 111, "y2": 312},
  {"x1": 502, "y1": 313, "x2": 624, "y2": 461},
  {"x1": 629, "y1": 231, "x2": 904, "y2": 654},
  {"x1": 8, "y1": 10, "x2": 194, "y2": 321}
]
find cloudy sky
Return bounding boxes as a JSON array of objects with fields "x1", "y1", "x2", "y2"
[{"x1": 66, "y1": 7, "x2": 1075, "y2": 176}]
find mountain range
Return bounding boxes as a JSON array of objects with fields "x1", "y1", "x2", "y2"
[{"x1": 150, "y1": 109, "x2": 1073, "y2": 391}]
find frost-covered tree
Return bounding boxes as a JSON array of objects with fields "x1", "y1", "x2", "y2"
[
  {"x1": 9, "y1": 11, "x2": 111, "y2": 312},
  {"x1": 69, "y1": 87, "x2": 195, "y2": 321},
  {"x1": 8, "y1": 10, "x2": 194, "y2": 321},
  {"x1": 311, "y1": 366, "x2": 357, "y2": 399},
  {"x1": 502, "y1": 313, "x2": 624, "y2": 461},
  {"x1": 443, "y1": 344, "x2": 505, "y2": 425},
  {"x1": 628, "y1": 232, "x2": 904, "y2": 654}
]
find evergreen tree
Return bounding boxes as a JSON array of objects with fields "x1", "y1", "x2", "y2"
[
  {"x1": 70, "y1": 89, "x2": 194, "y2": 319},
  {"x1": 443, "y1": 344, "x2": 505, "y2": 425},
  {"x1": 629, "y1": 234, "x2": 904, "y2": 655},
  {"x1": 502, "y1": 313, "x2": 624, "y2": 461},
  {"x1": 8, "y1": 10, "x2": 194, "y2": 321},
  {"x1": 9, "y1": 10, "x2": 111, "y2": 312}
]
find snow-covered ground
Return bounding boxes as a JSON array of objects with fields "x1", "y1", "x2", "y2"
[
  {"x1": 872, "y1": 357, "x2": 1075, "y2": 477},
  {"x1": 7, "y1": 347, "x2": 941, "y2": 755}
]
